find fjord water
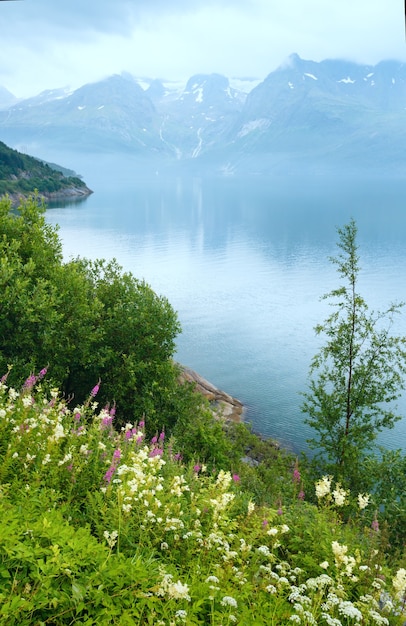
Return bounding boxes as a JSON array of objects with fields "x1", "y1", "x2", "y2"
[{"x1": 46, "y1": 157, "x2": 406, "y2": 454}]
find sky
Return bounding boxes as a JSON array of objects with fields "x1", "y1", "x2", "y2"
[{"x1": 0, "y1": 0, "x2": 405, "y2": 99}]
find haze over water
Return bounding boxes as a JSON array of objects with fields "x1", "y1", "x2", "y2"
[{"x1": 46, "y1": 155, "x2": 406, "y2": 454}]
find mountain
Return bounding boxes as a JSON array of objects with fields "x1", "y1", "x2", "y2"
[
  {"x1": 0, "y1": 140, "x2": 92, "y2": 204},
  {"x1": 0, "y1": 74, "x2": 171, "y2": 154},
  {"x1": 0, "y1": 86, "x2": 17, "y2": 110},
  {"x1": 1, "y1": 56, "x2": 406, "y2": 175}
]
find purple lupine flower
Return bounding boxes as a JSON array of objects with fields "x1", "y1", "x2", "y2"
[
  {"x1": 113, "y1": 449, "x2": 121, "y2": 460},
  {"x1": 38, "y1": 367, "x2": 48, "y2": 379},
  {"x1": 151, "y1": 435, "x2": 158, "y2": 445},
  {"x1": 159, "y1": 431, "x2": 165, "y2": 442}
]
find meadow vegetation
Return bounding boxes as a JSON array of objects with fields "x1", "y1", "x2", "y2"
[{"x1": 0, "y1": 196, "x2": 405, "y2": 624}]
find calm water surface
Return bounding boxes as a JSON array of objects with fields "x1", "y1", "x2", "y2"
[{"x1": 46, "y1": 156, "x2": 406, "y2": 453}]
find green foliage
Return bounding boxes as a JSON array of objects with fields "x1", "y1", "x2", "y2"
[
  {"x1": 0, "y1": 140, "x2": 88, "y2": 197},
  {"x1": 0, "y1": 196, "x2": 202, "y2": 437},
  {"x1": 0, "y1": 377, "x2": 405, "y2": 625},
  {"x1": 302, "y1": 219, "x2": 406, "y2": 490}
]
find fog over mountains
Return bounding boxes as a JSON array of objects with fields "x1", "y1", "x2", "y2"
[{"x1": 1, "y1": 54, "x2": 405, "y2": 176}]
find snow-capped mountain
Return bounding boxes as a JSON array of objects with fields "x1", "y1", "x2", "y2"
[{"x1": 1, "y1": 55, "x2": 406, "y2": 174}]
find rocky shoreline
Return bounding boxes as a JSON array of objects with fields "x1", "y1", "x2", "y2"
[
  {"x1": 179, "y1": 366, "x2": 245, "y2": 423},
  {"x1": 4, "y1": 185, "x2": 93, "y2": 207}
]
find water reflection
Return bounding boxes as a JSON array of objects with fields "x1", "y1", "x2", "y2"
[{"x1": 46, "y1": 169, "x2": 406, "y2": 453}]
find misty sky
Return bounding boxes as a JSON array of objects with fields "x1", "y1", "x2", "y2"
[{"x1": 1, "y1": 0, "x2": 405, "y2": 98}]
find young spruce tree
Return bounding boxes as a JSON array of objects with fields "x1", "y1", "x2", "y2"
[{"x1": 302, "y1": 218, "x2": 406, "y2": 488}]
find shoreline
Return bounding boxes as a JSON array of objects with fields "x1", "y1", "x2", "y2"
[
  {"x1": 179, "y1": 365, "x2": 245, "y2": 423},
  {"x1": 3, "y1": 185, "x2": 93, "y2": 207}
]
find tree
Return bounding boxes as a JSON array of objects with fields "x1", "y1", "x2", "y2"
[
  {"x1": 301, "y1": 218, "x2": 406, "y2": 488},
  {"x1": 0, "y1": 195, "x2": 201, "y2": 436}
]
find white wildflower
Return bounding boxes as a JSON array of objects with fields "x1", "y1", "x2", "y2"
[
  {"x1": 332, "y1": 483, "x2": 348, "y2": 507},
  {"x1": 221, "y1": 596, "x2": 238, "y2": 608},
  {"x1": 392, "y1": 568, "x2": 406, "y2": 599},
  {"x1": 357, "y1": 493, "x2": 370, "y2": 510},
  {"x1": 315, "y1": 475, "x2": 332, "y2": 499}
]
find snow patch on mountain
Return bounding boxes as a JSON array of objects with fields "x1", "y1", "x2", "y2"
[
  {"x1": 338, "y1": 77, "x2": 356, "y2": 84},
  {"x1": 237, "y1": 118, "x2": 271, "y2": 138}
]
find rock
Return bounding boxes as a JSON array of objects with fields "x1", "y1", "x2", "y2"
[{"x1": 179, "y1": 365, "x2": 245, "y2": 423}]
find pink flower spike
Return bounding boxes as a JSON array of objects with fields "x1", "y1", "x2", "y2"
[
  {"x1": 298, "y1": 490, "x2": 305, "y2": 501},
  {"x1": 193, "y1": 464, "x2": 201, "y2": 473},
  {"x1": 371, "y1": 519, "x2": 379, "y2": 532},
  {"x1": 90, "y1": 383, "x2": 100, "y2": 397},
  {"x1": 139, "y1": 420, "x2": 145, "y2": 428},
  {"x1": 113, "y1": 449, "x2": 121, "y2": 460},
  {"x1": 262, "y1": 519, "x2": 268, "y2": 527},
  {"x1": 38, "y1": 367, "x2": 47, "y2": 379},
  {"x1": 151, "y1": 435, "x2": 158, "y2": 445},
  {"x1": 232, "y1": 474, "x2": 240, "y2": 482},
  {"x1": 277, "y1": 507, "x2": 283, "y2": 515},
  {"x1": 159, "y1": 431, "x2": 165, "y2": 442}
]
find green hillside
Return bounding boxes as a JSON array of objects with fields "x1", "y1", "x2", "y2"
[{"x1": 0, "y1": 140, "x2": 92, "y2": 201}]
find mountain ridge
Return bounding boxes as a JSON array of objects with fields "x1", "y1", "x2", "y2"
[{"x1": 1, "y1": 55, "x2": 405, "y2": 175}]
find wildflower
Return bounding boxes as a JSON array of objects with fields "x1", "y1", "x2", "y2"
[
  {"x1": 175, "y1": 610, "x2": 187, "y2": 621},
  {"x1": 170, "y1": 580, "x2": 191, "y2": 600},
  {"x1": 159, "y1": 431, "x2": 165, "y2": 442},
  {"x1": 232, "y1": 473, "x2": 240, "y2": 482},
  {"x1": 103, "y1": 530, "x2": 118, "y2": 548},
  {"x1": 90, "y1": 383, "x2": 100, "y2": 397},
  {"x1": 371, "y1": 518, "x2": 379, "y2": 532},
  {"x1": 392, "y1": 568, "x2": 406, "y2": 600},
  {"x1": 357, "y1": 493, "x2": 370, "y2": 510},
  {"x1": 247, "y1": 500, "x2": 255, "y2": 515},
  {"x1": 320, "y1": 561, "x2": 329, "y2": 569},
  {"x1": 221, "y1": 596, "x2": 238, "y2": 608},
  {"x1": 205, "y1": 575, "x2": 220, "y2": 584},
  {"x1": 298, "y1": 489, "x2": 305, "y2": 500},
  {"x1": 338, "y1": 600, "x2": 362, "y2": 621},
  {"x1": 277, "y1": 506, "x2": 283, "y2": 515},
  {"x1": 23, "y1": 374, "x2": 37, "y2": 390},
  {"x1": 267, "y1": 528, "x2": 278, "y2": 536},
  {"x1": 332, "y1": 483, "x2": 348, "y2": 507},
  {"x1": 262, "y1": 519, "x2": 268, "y2": 527},
  {"x1": 315, "y1": 475, "x2": 332, "y2": 499},
  {"x1": 151, "y1": 435, "x2": 158, "y2": 445},
  {"x1": 257, "y1": 545, "x2": 271, "y2": 557},
  {"x1": 193, "y1": 464, "x2": 201, "y2": 473}
]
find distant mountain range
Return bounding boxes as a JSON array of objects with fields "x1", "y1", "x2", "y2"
[{"x1": 1, "y1": 54, "x2": 405, "y2": 176}]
